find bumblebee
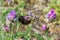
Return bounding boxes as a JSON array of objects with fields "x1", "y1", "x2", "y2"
[{"x1": 18, "y1": 16, "x2": 31, "y2": 25}]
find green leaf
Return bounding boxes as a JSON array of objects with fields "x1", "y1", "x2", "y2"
[
  {"x1": 26, "y1": 24, "x2": 32, "y2": 33},
  {"x1": 19, "y1": 1, "x2": 26, "y2": 8},
  {"x1": 24, "y1": 33, "x2": 31, "y2": 40},
  {"x1": 2, "y1": 9, "x2": 11, "y2": 17},
  {"x1": 33, "y1": 33, "x2": 44, "y2": 40},
  {"x1": 50, "y1": 0, "x2": 57, "y2": 3},
  {"x1": 57, "y1": 0, "x2": 60, "y2": 5}
]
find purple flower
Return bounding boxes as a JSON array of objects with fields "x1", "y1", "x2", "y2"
[
  {"x1": 45, "y1": 9, "x2": 56, "y2": 22},
  {"x1": 6, "y1": 10, "x2": 17, "y2": 21},
  {"x1": 46, "y1": 9, "x2": 56, "y2": 19},
  {"x1": 3, "y1": 24, "x2": 10, "y2": 32},
  {"x1": 51, "y1": 13, "x2": 56, "y2": 19},
  {"x1": 42, "y1": 24, "x2": 47, "y2": 31}
]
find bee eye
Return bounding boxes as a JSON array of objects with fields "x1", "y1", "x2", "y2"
[{"x1": 18, "y1": 16, "x2": 31, "y2": 25}]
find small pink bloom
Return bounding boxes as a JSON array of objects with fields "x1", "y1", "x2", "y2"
[
  {"x1": 42, "y1": 24, "x2": 47, "y2": 31},
  {"x1": 3, "y1": 24, "x2": 10, "y2": 32}
]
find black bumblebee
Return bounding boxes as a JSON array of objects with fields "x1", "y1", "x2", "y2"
[{"x1": 18, "y1": 16, "x2": 31, "y2": 25}]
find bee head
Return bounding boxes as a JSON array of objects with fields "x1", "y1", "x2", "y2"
[{"x1": 18, "y1": 16, "x2": 31, "y2": 25}]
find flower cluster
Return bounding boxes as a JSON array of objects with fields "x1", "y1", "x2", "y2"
[
  {"x1": 45, "y1": 9, "x2": 56, "y2": 22},
  {"x1": 6, "y1": 10, "x2": 17, "y2": 21},
  {"x1": 46, "y1": 9, "x2": 56, "y2": 19}
]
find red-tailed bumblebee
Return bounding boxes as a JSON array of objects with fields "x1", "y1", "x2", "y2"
[{"x1": 18, "y1": 16, "x2": 31, "y2": 25}]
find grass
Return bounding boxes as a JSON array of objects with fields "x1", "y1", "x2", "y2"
[{"x1": 0, "y1": 0, "x2": 60, "y2": 40}]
